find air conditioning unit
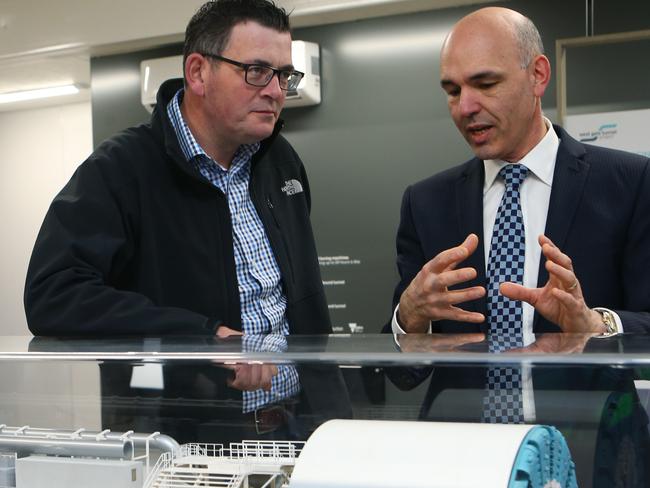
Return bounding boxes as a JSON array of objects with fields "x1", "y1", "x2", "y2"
[
  {"x1": 140, "y1": 55, "x2": 181, "y2": 113},
  {"x1": 285, "y1": 41, "x2": 321, "y2": 108},
  {"x1": 140, "y1": 40, "x2": 320, "y2": 113}
]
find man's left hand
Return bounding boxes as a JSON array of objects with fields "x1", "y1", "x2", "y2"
[{"x1": 500, "y1": 235, "x2": 606, "y2": 333}]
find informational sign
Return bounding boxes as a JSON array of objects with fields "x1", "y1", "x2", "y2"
[
  {"x1": 565, "y1": 108, "x2": 650, "y2": 158},
  {"x1": 319, "y1": 255, "x2": 365, "y2": 334}
]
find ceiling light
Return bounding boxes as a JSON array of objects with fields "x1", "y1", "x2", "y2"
[{"x1": 0, "y1": 84, "x2": 80, "y2": 104}]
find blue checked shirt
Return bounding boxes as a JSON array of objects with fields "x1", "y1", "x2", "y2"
[{"x1": 167, "y1": 89, "x2": 299, "y2": 412}]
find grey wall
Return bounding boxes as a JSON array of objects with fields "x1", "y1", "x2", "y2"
[
  {"x1": 90, "y1": 0, "x2": 650, "y2": 333},
  {"x1": 91, "y1": 45, "x2": 180, "y2": 145}
]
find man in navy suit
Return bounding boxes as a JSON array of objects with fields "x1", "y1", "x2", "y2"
[
  {"x1": 385, "y1": 8, "x2": 650, "y2": 486},
  {"x1": 390, "y1": 7, "x2": 650, "y2": 337}
]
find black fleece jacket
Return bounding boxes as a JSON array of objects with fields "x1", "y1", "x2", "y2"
[{"x1": 24, "y1": 78, "x2": 330, "y2": 336}]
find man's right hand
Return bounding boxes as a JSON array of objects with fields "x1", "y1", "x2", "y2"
[
  {"x1": 226, "y1": 363, "x2": 279, "y2": 392},
  {"x1": 398, "y1": 233, "x2": 486, "y2": 332},
  {"x1": 214, "y1": 325, "x2": 279, "y2": 391},
  {"x1": 216, "y1": 325, "x2": 241, "y2": 338}
]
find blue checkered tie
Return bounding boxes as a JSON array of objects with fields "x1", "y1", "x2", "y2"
[{"x1": 483, "y1": 163, "x2": 529, "y2": 423}]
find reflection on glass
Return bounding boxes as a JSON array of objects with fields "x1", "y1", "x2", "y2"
[
  {"x1": 390, "y1": 332, "x2": 650, "y2": 487},
  {"x1": 25, "y1": 334, "x2": 352, "y2": 447},
  {"x1": 9, "y1": 333, "x2": 650, "y2": 487}
]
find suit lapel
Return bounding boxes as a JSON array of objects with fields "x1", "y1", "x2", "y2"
[
  {"x1": 456, "y1": 159, "x2": 488, "y2": 332},
  {"x1": 533, "y1": 126, "x2": 590, "y2": 331}
]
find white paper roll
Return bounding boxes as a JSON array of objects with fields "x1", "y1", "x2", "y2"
[{"x1": 290, "y1": 420, "x2": 535, "y2": 488}]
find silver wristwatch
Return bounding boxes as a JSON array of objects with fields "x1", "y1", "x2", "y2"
[{"x1": 593, "y1": 309, "x2": 619, "y2": 338}]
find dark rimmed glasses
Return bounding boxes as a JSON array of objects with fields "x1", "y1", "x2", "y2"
[{"x1": 201, "y1": 53, "x2": 304, "y2": 91}]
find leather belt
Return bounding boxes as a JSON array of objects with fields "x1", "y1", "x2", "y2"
[{"x1": 248, "y1": 402, "x2": 296, "y2": 435}]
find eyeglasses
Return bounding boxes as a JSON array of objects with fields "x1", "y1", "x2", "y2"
[{"x1": 201, "y1": 53, "x2": 304, "y2": 91}]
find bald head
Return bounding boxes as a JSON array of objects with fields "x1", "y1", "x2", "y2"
[
  {"x1": 443, "y1": 7, "x2": 544, "y2": 69},
  {"x1": 438, "y1": 7, "x2": 551, "y2": 163}
]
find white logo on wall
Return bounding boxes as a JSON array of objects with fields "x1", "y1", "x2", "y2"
[
  {"x1": 281, "y1": 179, "x2": 304, "y2": 195},
  {"x1": 348, "y1": 323, "x2": 364, "y2": 333},
  {"x1": 565, "y1": 108, "x2": 650, "y2": 158},
  {"x1": 576, "y1": 123, "x2": 618, "y2": 143}
]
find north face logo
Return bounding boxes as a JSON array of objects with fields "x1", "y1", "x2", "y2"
[{"x1": 281, "y1": 179, "x2": 304, "y2": 196}]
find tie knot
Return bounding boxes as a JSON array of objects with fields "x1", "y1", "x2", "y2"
[{"x1": 499, "y1": 164, "x2": 529, "y2": 190}]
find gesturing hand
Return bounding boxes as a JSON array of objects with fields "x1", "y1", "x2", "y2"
[
  {"x1": 398, "y1": 234, "x2": 486, "y2": 332},
  {"x1": 500, "y1": 235, "x2": 606, "y2": 333}
]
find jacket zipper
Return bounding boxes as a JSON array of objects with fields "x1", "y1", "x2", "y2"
[
  {"x1": 266, "y1": 194, "x2": 296, "y2": 286},
  {"x1": 249, "y1": 184, "x2": 296, "y2": 287}
]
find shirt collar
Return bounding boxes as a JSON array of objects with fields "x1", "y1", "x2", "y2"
[
  {"x1": 483, "y1": 117, "x2": 559, "y2": 193},
  {"x1": 167, "y1": 88, "x2": 260, "y2": 172}
]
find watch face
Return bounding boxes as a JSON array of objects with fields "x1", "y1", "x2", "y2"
[
  {"x1": 601, "y1": 311, "x2": 618, "y2": 336},
  {"x1": 593, "y1": 310, "x2": 618, "y2": 337}
]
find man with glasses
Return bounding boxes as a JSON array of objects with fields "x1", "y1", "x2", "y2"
[{"x1": 25, "y1": 0, "x2": 341, "y2": 442}]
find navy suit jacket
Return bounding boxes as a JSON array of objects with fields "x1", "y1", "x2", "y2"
[{"x1": 390, "y1": 125, "x2": 650, "y2": 335}]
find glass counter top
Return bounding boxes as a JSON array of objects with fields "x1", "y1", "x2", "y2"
[{"x1": 0, "y1": 333, "x2": 647, "y2": 366}]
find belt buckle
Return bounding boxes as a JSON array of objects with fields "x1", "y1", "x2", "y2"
[{"x1": 254, "y1": 405, "x2": 286, "y2": 435}]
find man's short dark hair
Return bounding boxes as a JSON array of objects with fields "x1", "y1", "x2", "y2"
[{"x1": 183, "y1": 0, "x2": 291, "y2": 70}]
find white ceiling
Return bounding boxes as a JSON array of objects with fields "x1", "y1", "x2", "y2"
[{"x1": 0, "y1": 0, "x2": 489, "y2": 111}]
